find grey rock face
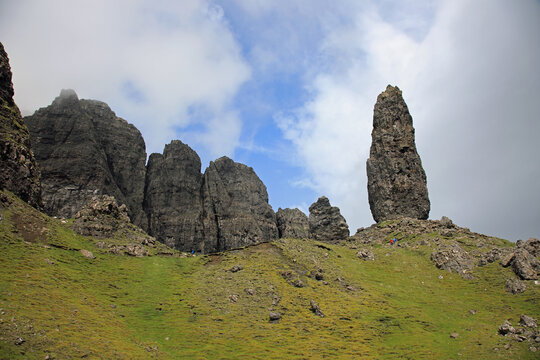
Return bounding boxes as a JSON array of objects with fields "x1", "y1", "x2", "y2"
[
  {"x1": 366, "y1": 85, "x2": 430, "y2": 222},
  {"x1": 144, "y1": 140, "x2": 204, "y2": 251},
  {"x1": 25, "y1": 90, "x2": 146, "y2": 228},
  {"x1": 201, "y1": 156, "x2": 278, "y2": 252},
  {"x1": 276, "y1": 208, "x2": 309, "y2": 238},
  {"x1": 308, "y1": 196, "x2": 349, "y2": 242},
  {"x1": 0, "y1": 42, "x2": 41, "y2": 208}
]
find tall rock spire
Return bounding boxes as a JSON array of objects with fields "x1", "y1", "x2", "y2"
[{"x1": 366, "y1": 85, "x2": 430, "y2": 222}]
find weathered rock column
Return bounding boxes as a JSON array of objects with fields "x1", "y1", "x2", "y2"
[
  {"x1": 366, "y1": 85, "x2": 430, "y2": 222},
  {"x1": 0, "y1": 42, "x2": 41, "y2": 207},
  {"x1": 308, "y1": 196, "x2": 349, "y2": 242}
]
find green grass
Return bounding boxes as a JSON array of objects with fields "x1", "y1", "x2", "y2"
[{"x1": 0, "y1": 191, "x2": 538, "y2": 359}]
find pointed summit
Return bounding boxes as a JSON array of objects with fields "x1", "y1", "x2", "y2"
[{"x1": 366, "y1": 85, "x2": 430, "y2": 222}]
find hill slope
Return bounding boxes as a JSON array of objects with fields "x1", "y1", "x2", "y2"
[{"x1": 0, "y1": 190, "x2": 538, "y2": 359}]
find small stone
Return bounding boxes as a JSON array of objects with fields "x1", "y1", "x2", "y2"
[
  {"x1": 450, "y1": 332, "x2": 459, "y2": 339},
  {"x1": 245, "y1": 288, "x2": 256, "y2": 296},
  {"x1": 531, "y1": 346, "x2": 537, "y2": 352},
  {"x1": 504, "y1": 344, "x2": 510, "y2": 350},
  {"x1": 228, "y1": 294, "x2": 239, "y2": 303},
  {"x1": 469, "y1": 310, "x2": 476, "y2": 315},
  {"x1": 14, "y1": 337, "x2": 24, "y2": 345},
  {"x1": 79, "y1": 249, "x2": 95, "y2": 259},
  {"x1": 269, "y1": 312, "x2": 281, "y2": 322},
  {"x1": 230, "y1": 265, "x2": 243, "y2": 273},
  {"x1": 310, "y1": 300, "x2": 324, "y2": 317},
  {"x1": 293, "y1": 279, "x2": 305, "y2": 288}
]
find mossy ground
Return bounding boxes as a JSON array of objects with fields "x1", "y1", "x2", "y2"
[{"x1": 0, "y1": 191, "x2": 538, "y2": 359}]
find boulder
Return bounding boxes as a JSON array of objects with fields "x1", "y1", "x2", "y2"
[
  {"x1": 269, "y1": 312, "x2": 281, "y2": 322},
  {"x1": 366, "y1": 85, "x2": 430, "y2": 222},
  {"x1": 25, "y1": 90, "x2": 146, "y2": 228},
  {"x1": 520, "y1": 315, "x2": 538, "y2": 329},
  {"x1": 308, "y1": 196, "x2": 349, "y2": 242},
  {"x1": 430, "y1": 243, "x2": 475, "y2": 274},
  {"x1": 310, "y1": 300, "x2": 325, "y2": 317},
  {"x1": 201, "y1": 156, "x2": 278, "y2": 252},
  {"x1": 505, "y1": 278, "x2": 527, "y2": 294},
  {"x1": 144, "y1": 140, "x2": 204, "y2": 251},
  {"x1": 356, "y1": 249, "x2": 375, "y2": 261},
  {"x1": 79, "y1": 249, "x2": 95, "y2": 259},
  {"x1": 0, "y1": 42, "x2": 41, "y2": 208},
  {"x1": 498, "y1": 320, "x2": 516, "y2": 335},
  {"x1": 276, "y1": 208, "x2": 309, "y2": 238},
  {"x1": 511, "y1": 248, "x2": 539, "y2": 280}
]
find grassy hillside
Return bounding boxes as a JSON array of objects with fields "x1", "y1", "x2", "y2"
[{"x1": 0, "y1": 190, "x2": 538, "y2": 359}]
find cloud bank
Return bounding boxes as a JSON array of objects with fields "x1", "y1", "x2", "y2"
[{"x1": 0, "y1": 0, "x2": 250, "y2": 158}]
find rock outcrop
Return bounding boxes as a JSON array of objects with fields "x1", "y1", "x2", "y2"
[
  {"x1": 276, "y1": 208, "x2": 309, "y2": 238},
  {"x1": 366, "y1": 85, "x2": 430, "y2": 223},
  {"x1": 72, "y1": 195, "x2": 131, "y2": 238},
  {"x1": 144, "y1": 140, "x2": 204, "y2": 251},
  {"x1": 308, "y1": 196, "x2": 349, "y2": 242},
  {"x1": 0, "y1": 42, "x2": 41, "y2": 207},
  {"x1": 201, "y1": 156, "x2": 278, "y2": 252},
  {"x1": 25, "y1": 90, "x2": 146, "y2": 228},
  {"x1": 430, "y1": 243, "x2": 476, "y2": 275}
]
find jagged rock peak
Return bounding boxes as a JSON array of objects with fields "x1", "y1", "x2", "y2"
[
  {"x1": 308, "y1": 196, "x2": 349, "y2": 242},
  {"x1": 366, "y1": 85, "x2": 430, "y2": 223},
  {"x1": 144, "y1": 140, "x2": 204, "y2": 251},
  {"x1": 0, "y1": 42, "x2": 42, "y2": 208},
  {"x1": 276, "y1": 208, "x2": 309, "y2": 239},
  {"x1": 53, "y1": 89, "x2": 79, "y2": 105},
  {"x1": 201, "y1": 156, "x2": 278, "y2": 252},
  {"x1": 25, "y1": 90, "x2": 147, "y2": 227}
]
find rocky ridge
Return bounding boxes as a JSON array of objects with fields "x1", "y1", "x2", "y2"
[
  {"x1": 366, "y1": 85, "x2": 430, "y2": 223},
  {"x1": 0, "y1": 42, "x2": 41, "y2": 208}
]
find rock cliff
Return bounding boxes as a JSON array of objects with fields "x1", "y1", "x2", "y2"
[
  {"x1": 366, "y1": 85, "x2": 430, "y2": 222},
  {"x1": 201, "y1": 157, "x2": 278, "y2": 252},
  {"x1": 308, "y1": 196, "x2": 349, "y2": 242},
  {"x1": 276, "y1": 208, "x2": 309, "y2": 238},
  {"x1": 0, "y1": 42, "x2": 41, "y2": 208},
  {"x1": 25, "y1": 90, "x2": 147, "y2": 228},
  {"x1": 144, "y1": 140, "x2": 204, "y2": 251}
]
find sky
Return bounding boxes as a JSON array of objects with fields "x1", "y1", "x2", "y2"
[{"x1": 1, "y1": 0, "x2": 539, "y2": 241}]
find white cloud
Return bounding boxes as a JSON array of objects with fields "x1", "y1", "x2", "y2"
[
  {"x1": 279, "y1": 0, "x2": 540, "y2": 239},
  {"x1": 0, "y1": 0, "x2": 250, "y2": 158}
]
